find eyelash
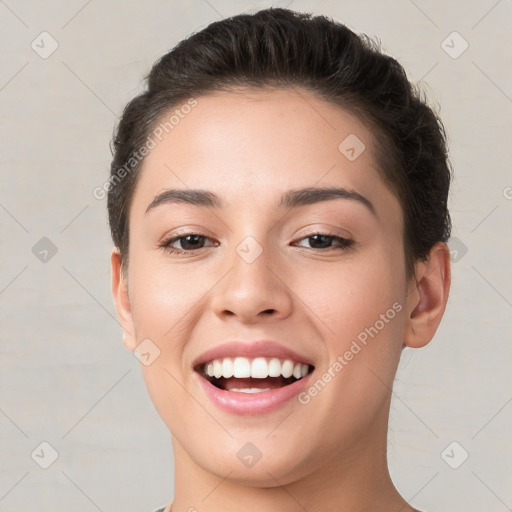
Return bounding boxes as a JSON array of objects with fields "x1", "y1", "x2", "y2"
[{"x1": 159, "y1": 232, "x2": 355, "y2": 255}]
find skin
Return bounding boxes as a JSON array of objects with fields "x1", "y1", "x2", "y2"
[{"x1": 111, "y1": 87, "x2": 451, "y2": 512}]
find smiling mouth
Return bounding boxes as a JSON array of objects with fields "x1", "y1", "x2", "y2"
[{"x1": 195, "y1": 356, "x2": 315, "y2": 393}]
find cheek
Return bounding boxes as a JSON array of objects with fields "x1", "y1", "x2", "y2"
[
  {"x1": 295, "y1": 253, "x2": 403, "y2": 340},
  {"x1": 297, "y1": 250, "x2": 406, "y2": 397},
  {"x1": 128, "y1": 252, "x2": 202, "y2": 339},
  {"x1": 126, "y1": 257, "x2": 207, "y2": 416},
  {"x1": 293, "y1": 265, "x2": 405, "y2": 437},
  {"x1": 129, "y1": 260, "x2": 203, "y2": 429}
]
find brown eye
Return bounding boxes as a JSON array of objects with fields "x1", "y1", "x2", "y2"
[
  {"x1": 294, "y1": 233, "x2": 354, "y2": 251},
  {"x1": 160, "y1": 233, "x2": 216, "y2": 255}
]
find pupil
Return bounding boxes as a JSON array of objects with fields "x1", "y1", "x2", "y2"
[
  {"x1": 309, "y1": 235, "x2": 331, "y2": 249},
  {"x1": 182, "y1": 235, "x2": 203, "y2": 250}
]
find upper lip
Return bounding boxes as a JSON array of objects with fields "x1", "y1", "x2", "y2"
[{"x1": 192, "y1": 340, "x2": 316, "y2": 370}]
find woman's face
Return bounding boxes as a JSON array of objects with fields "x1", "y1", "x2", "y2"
[{"x1": 115, "y1": 87, "x2": 412, "y2": 484}]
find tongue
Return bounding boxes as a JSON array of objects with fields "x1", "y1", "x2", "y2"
[{"x1": 218, "y1": 376, "x2": 292, "y2": 391}]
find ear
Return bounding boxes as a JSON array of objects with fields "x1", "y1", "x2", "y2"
[
  {"x1": 404, "y1": 241, "x2": 451, "y2": 348},
  {"x1": 110, "y1": 247, "x2": 137, "y2": 351}
]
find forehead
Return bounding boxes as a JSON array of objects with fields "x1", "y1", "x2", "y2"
[{"x1": 131, "y1": 87, "x2": 401, "y2": 224}]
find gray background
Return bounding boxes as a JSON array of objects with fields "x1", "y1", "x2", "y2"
[{"x1": 1, "y1": 0, "x2": 511, "y2": 511}]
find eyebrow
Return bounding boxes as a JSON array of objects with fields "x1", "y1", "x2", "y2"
[{"x1": 145, "y1": 186, "x2": 376, "y2": 216}]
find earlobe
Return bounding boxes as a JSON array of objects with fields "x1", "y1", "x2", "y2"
[
  {"x1": 110, "y1": 247, "x2": 138, "y2": 351},
  {"x1": 404, "y1": 242, "x2": 451, "y2": 348}
]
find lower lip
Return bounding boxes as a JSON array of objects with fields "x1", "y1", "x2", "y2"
[{"x1": 195, "y1": 372, "x2": 313, "y2": 416}]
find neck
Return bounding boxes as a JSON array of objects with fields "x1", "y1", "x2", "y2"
[{"x1": 168, "y1": 405, "x2": 414, "y2": 512}]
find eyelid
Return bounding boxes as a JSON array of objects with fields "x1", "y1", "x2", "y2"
[
  {"x1": 160, "y1": 231, "x2": 216, "y2": 246},
  {"x1": 158, "y1": 226, "x2": 214, "y2": 243},
  {"x1": 293, "y1": 233, "x2": 354, "y2": 250},
  {"x1": 294, "y1": 224, "x2": 354, "y2": 240}
]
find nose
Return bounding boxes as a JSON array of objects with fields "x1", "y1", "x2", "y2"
[{"x1": 210, "y1": 242, "x2": 293, "y2": 324}]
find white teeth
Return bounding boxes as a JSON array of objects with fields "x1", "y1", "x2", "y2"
[
  {"x1": 281, "y1": 360, "x2": 294, "y2": 378},
  {"x1": 222, "y1": 357, "x2": 234, "y2": 378},
  {"x1": 203, "y1": 356, "x2": 311, "y2": 380},
  {"x1": 213, "y1": 360, "x2": 223, "y2": 379},
  {"x1": 268, "y1": 358, "x2": 281, "y2": 377},
  {"x1": 229, "y1": 388, "x2": 271, "y2": 393},
  {"x1": 233, "y1": 357, "x2": 251, "y2": 378},
  {"x1": 250, "y1": 357, "x2": 268, "y2": 378}
]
